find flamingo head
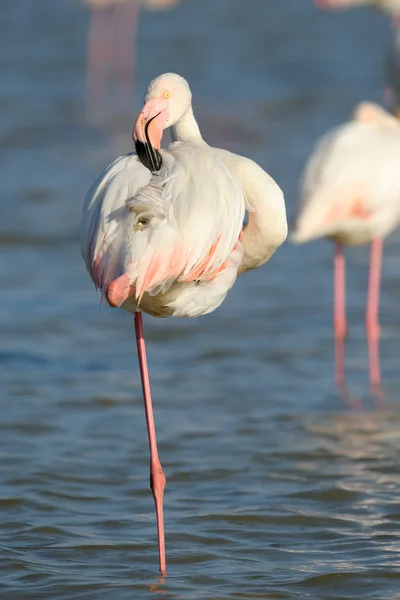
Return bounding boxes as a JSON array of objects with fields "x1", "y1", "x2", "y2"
[{"x1": 133, "y1": 73, "x2": 192, "y2": 172}]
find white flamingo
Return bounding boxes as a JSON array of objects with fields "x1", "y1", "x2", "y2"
[
  {"x1": 81, "y1": 73, "x2": 287, "y2": 575},
  {"x1": 81, "y1": 0, "x2": 182, "y2": 116},
  {"x1": 292, "y1": 102, "x2": 400, "y2": 399}
]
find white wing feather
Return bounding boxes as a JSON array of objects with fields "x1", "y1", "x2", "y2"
[
  {"x1": 81, "y1": 154, "x2": 151, "y2": 293},
  {"x1": 123, "y1": 141, "x2": 245, "y2": 299},
  {"x1": 82, "y1": 143, "x2": 245, "y2": 303}
]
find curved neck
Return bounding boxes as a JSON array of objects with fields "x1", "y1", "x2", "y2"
[
  {"x1": 171, "y1": 106, "x2": 204, "y2": 143},
  {"x1": 217, "y1": 152, "x2": 287, "y2": 274}
]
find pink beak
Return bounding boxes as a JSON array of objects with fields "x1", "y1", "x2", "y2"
[{"x1": 133, "y1": 98, "x2": 169, "y2": 172}]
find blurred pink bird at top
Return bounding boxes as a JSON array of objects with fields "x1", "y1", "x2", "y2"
[
  {"x1": 81, "y1": 73, "x2": 287, "y2": 575},
  {"x1": 292, "y1": 102, "x2": 400, "y2": 400},
  {"x1": 81, "y1": 0, "x2": 182, "y2": 118}
]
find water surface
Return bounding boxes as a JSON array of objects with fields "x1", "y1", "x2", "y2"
[{"x1": 2, "y1": 1, "x2": 400, "y2": 598}]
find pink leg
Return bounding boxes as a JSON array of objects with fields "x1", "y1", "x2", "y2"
[
  {"x1": 111, "y1": 0, "x2": 140, "y2": 110},
  {"x1": 366, "y1": 239, "x2": 383, "y2": 399},
  {"x1": 134, "y1": 312, "x2": 167, "y2": 576},
  {"x1": 86, "y1": 7, "x2": 113, "y2": 120},
  {"x1": 334, "y1": 242, "x2": 347, "y2": 394}
]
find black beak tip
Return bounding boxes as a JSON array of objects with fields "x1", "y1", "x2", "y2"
[{"x1": 134, "y1": 139, "x2": 162, "y2": 173}]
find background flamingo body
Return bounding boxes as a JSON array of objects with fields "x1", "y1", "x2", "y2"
[
  {"x1": 293, "y1": 103, "x2": 400, "y2": 246},
  {"x1": 292, "y1": 102, "x2": 400, "y2": 399}
]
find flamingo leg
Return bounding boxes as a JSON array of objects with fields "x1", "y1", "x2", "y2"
[
  {"x1": 334, "y1": 242, "x2": 347, "y2": 394},
  {"x1": 366, "y1": 238, "x2": 383, "y2": 400},
  {"x1": 134, "y1": 312, "x2": 167, "y2": 576},
  {"x1": 86, "y1": 7, "x2": 113, "y2": 120},
  {"x1": 112, "y1": 0, "x2": 140, "y2": 110}
]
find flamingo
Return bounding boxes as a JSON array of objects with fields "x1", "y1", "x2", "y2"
[
  {"x1": 81, "y1": 0, "x2": 182, "y2": 117},
  {"x1": 81, "y1": 73, "x2": 287, "y2": 575},
  {"x1": 292, "y1": 102, "x2": 400, "y2": 399}
]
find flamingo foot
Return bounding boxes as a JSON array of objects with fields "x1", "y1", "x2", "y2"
[{"x1": 150, "y1": 459, "x2": 167, "y2": 577}]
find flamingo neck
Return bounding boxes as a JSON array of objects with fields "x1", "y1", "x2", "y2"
[
  {"x1": 217, "y1": 153, "x2": 287, "y2": 274},
  {"x1": 171, "y1": 106, "x2": 204, "y2": 144}
]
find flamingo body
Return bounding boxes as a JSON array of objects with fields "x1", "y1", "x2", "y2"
[
  {"x1": 82, "y1": 73, "x2": 287, "y2": 318},
  {"x1": 293, "y1": 103, "x2": 400, "y2": 246},
  {"x1": 82, "y1": 143, "x2": 245, "y2": 319}
]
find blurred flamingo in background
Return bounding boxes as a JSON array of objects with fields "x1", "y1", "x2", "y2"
[
  {"x1": 315, "y1": 0, "x2": 400, "y2": 114},
  {"x1": 292, "y1": 102, "x2": 400, "y2": 400},
  {"x1": 81, "y1": 73, "x2": 287, "y2": 574},
  {"x1": 81, "y1": 0, "x2": 182, "y2": 118}
]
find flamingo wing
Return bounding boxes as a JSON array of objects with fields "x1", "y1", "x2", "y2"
[
  {"x1": 170, "y1": 143, "x2": 245, "y2": 282},
  {"x1": 81, "y1": 153, "x2": 151, "y2": 295},
  {"x1": 121, "y1": 142, "x2": 246, "y2": 300}
]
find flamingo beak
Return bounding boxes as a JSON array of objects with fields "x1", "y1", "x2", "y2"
[{"x1": 133, "y1": 98, "x2": 169, "y2": 172}]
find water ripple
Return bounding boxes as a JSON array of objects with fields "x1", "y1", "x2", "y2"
[{"x1": 2, "y1": 0, "x2": 400, "y2": 598}]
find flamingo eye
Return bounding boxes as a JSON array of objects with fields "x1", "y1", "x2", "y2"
[{"x1": 164, "y1": 91, "x2": 171, "y2": 99}]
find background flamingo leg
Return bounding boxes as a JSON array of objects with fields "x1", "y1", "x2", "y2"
[
  {"x1": 134, "y1": 312, "x2": 167, "y2": 576},
  {"x1": 112, "y1": 0, "x2": 141, "y2": 112},
  {"x1": 86, "y1": 7, "x2": 113, "y2": 120},
  {"x1": 366, "y1": 238, "x2": 383, "y2": 401},
  {"x1": 333, "y1": 242, "x2": 347, "y2": 395}
]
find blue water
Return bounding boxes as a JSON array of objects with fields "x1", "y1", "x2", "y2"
[{"x1": 2, "y1": 1, "x2": 400, "y2": 598}]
